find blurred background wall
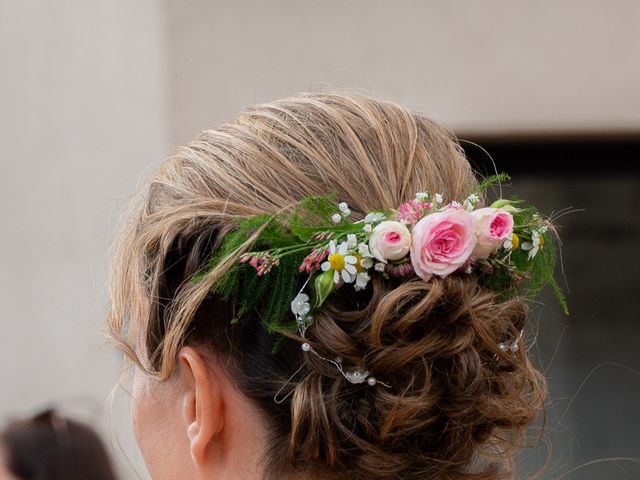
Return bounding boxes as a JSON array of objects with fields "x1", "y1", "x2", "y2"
[
  {"x1": 1, "y1": 1, "x2": 638, "y2": 479},
  {"x1": 0, "y1": 0, "x2": 167, "y2": 476}
]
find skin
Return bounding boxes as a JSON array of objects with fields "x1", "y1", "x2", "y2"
[
  {"x1": 132, "y1": 345, "x2": 268, "y2": 479},
  {"x1": 0, "y1": 442, "x2": 18, "y2": 480}
]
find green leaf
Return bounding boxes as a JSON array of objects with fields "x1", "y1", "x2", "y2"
[
  {"x1": 490, "y1": 198, "x2": 525, "y2": 213},
  {"x1": 313, "y1": 269, "x2": 336, "y2": 309}
]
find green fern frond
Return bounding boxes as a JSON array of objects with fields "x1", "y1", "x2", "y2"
[
  {"x1": 290, "y1": 191, "x2": 340, "y2": 228},
  {"x1": 476, "y1": 172, "x2": 511, "y2": 194}
]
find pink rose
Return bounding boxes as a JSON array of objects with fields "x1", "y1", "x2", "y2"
[
  {"x1": 470, "y1": 207, "x2": 514, "y2": 259},
  {"x1": 409, "y1": 207, "x2": 476, "y2": 281},
  {"x1": 369, "y1": 220, "x2": 412, "y2": 262}
]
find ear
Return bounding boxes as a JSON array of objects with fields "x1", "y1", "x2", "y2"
[{"x1": 178, "y1": 346, "x2": 224, "y2": 465}]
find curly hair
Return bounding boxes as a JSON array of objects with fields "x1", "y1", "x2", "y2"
[{"x1": 106, "y1": 90, "x2": 547, "y2": 480}]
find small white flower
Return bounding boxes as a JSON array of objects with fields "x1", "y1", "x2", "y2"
[
  {"x1": 357, "y1": 242, "x2": 374, "y2": 258},
  {"x1": 374, "y1": 261, "x2": 386, "y2": 272},
  {"x1": 331, "y1": 213, "x2": 342, "y2": 224},
  {"x1": 338, "y1": 202, "x2": 351, "y2": 218},
  {"x1": 320, "y1": 240, "x2": 358, "y2": 283},
  {"x1": 346, "y1": 233, "x2": 358, "y2": 249},
  {"x1": 415, "y1": 191, "x2": 430, "y2": 201},
  {"x1": 465, "y1": 264, "x2": 473, "y2": 274},
  {"x1": 364, "y1": 212, "x2": 386, "y2": 223},
  {"x1": 434, "y1": 193, "x2": 443, "y2": 204},
  {"x1": 463, "y1": 193, "x2": 479, "y2": 211},
  {"x1": 360, "y1": 257, "x2": 374, "y2": 269},
  {"x1": 362, "y1": 223, "x2": 373, "y2": 233},
  {"x1": 354, "y1": 271, "x2": 371, "y2": 291},
  {"x1": 450, "y1": 200, "x2": 462, "y2": 208}
]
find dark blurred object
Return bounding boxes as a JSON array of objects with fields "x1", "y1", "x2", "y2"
[
  {"x1": 1, "y1": 409, "x2": 118, "y2": 480},
  {"x1": 463, "y1": 135, "x2": 640, "y2": 176},
  {"x1": 464, "y1": 135, "x2": 640, "y2": 478}
]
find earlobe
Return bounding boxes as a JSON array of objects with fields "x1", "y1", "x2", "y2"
[{"x1": 178, "y1": 346, "x2": 224, "y2": 466}]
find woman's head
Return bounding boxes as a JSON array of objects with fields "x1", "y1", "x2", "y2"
[
  {"x1": 0, "y1": 409, "x2": 118, "y2": 480},
  {"x1": 107, "y1": 91, "x2": 546, "y2": 480}
]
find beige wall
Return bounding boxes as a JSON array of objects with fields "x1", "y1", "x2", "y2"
[
  {"x1": 167, "y1": 0, "x2": 640, "y2": 145},
  {"x1": 1, "y1": 1, "x2": 639, "y2": 479},
  {"x1": 0, "y1": 0, "x2": 167, "y2": 478}
]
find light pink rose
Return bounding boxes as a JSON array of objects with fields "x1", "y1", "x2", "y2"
[
  {"x1": 470, "y1": 207, "x2": 514, "y2": 259},
  {"x1": 409, "y1": 207, "x2": 476, "y2": 281},
  {"x1": 369, "y1": 220, "x2": 412, "y2": 263}
]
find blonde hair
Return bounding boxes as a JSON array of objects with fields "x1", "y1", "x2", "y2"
[{"x1": 106, "y1": 91, "x2": 546, "y2": 480}]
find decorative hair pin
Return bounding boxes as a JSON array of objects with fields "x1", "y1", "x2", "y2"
[
  {"x1": 289, "y1": 274, "x2": 392, "y2": 392},
  {"x1": 192, "y1": 172, "x2": 569, "y2": 392}
]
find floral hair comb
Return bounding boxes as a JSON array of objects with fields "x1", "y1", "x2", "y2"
[{"x1": 192, "y1": 172, "x2": 569, "y2": 390}]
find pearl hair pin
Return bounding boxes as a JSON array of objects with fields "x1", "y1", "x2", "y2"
[
  {"x1": 273, "y1": 339, "x2": 390, "y2": 404},
  {"x1": 498, "y1": 333, "x2": 522, "y2": 353},
  {"x1": 296, "y1": 274, "x2": 392, "y2": 388},
  {"x1": 290, "y1": 263, "x2": 525, "y2": 395},
  {"x1": 273, "y1": 274, "x2": 392, "y2": 404},
  {"x1": 291, "y1": 269, "x2": 526, "y2": 391},
  {"x1": 492, "y1": 329, "x2": 524, "y2": 362},
  {"x1": 300, "y1": 341, "x2": 391, "y2": 388}
]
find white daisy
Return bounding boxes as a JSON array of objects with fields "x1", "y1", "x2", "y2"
[
  {"x1": 521, "y1": 231, "x2": 543, "y2": 260},
  {"x1": 320, "y1": 240, "x2": 358, "y2": 283},
  {"x1": 503, "y1": 233, "x2": 520, "y2": 252},
  {"x1": 503, "y1": 237, "x2": 513, "y2": 250}
]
